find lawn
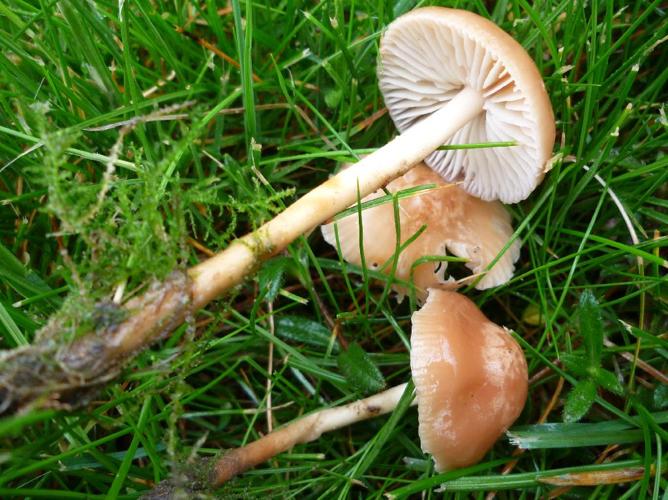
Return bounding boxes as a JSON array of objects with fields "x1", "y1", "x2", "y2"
[{"x1": 0, "y1": 0, "x2": 667, "y2": 498}]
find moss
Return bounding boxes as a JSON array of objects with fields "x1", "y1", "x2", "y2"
[{"x1": 23, "y1": 102, "x2": 191, "y2": 308}]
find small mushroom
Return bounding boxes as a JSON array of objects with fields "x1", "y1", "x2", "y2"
[
  {"x1": 321, "y1": 164, "x2": 521, "y2": 298},
  {"x1": 150, "y1": 290, "x2": 527, "y2": 490},
  {"x1": 411, "y1": 289, "x2": 528, "y2": 471}
]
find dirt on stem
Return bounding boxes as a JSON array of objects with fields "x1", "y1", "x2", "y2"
[{"x1": 0, "y1": 272, "x2": 192, "y2": 415}]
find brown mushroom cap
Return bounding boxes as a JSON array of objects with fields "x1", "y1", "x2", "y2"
[
  {"x1": 410, "y1": 289, "x2": 528, "y2": 471},
  {"x1": 321, "y1": 164, "x2": 520, "y2": 298},
  {"x1": 379, "y1": 7, "x2": 555, "y2": 203}
]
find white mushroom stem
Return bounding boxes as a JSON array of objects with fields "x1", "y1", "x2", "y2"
[
  {"x1": 69, "y1": 90, "x2": 484, "y2": 355},
  {"x1": 212, "y1": 383, "x2": 412, "y2": 484},
  {"x1": 189, "y1": 87, "x2": 484, "y2": 307}
]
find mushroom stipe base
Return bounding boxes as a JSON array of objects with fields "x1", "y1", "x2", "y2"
[
  {"x1": 142, "y1": 383, "x2": 412, "y2": 497},
  {"x1": 0, "y1": 272, "x2": 193, "y2": 415}
]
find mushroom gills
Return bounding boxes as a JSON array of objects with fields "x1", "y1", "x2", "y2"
[{"x1": 379, "y1": 7, "x2": 555, "y2": 203}]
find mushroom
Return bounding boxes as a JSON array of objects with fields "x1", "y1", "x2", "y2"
[
  {"x1": 411, "y1": 289, "x2": 528, "y2": 470},
  {"x1": 0, "y1": 7, "x2": 552, "y2": 414},
  {"x1": 188, "y1": 6, "x2": 554, "y2": 308},
  {"x1": 321, "y1": 163, "x2": 521, "y2": 299},
  {"x1": 379, "y1": 7, "x2": 555, "y2": 203},
  {"x1": 149, "y1": 290, "x2": 527, "y2": 490}
]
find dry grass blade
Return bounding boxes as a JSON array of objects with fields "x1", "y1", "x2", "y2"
[{"x1": 538, "y1": 465, "x2": 652, "y2": 486}]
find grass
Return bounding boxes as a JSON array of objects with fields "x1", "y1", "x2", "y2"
[{"x1": 0, "y1": 0, "x2": 667, "y2": 497}]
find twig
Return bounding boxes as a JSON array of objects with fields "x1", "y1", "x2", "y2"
[
  {"x1": 84, "y1": 101, "x2": 196, "y2": 132},
  {"x1": 175, "y1": 26, "x2": 262, "y2": 83},
  {"x1": 218, "y1": 102, "x2": 336, "y2": 149},
  {"x1": 539, "y1": 465, "x2": 654, "y2": 486}
]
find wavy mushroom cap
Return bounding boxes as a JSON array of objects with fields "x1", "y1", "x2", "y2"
[
  {"x1": 321, "y1": 164, "x2": 520, "y2": 299},
  {"x1": 410, "y1": 289, "x2": 528, "y2": 471},
  {"x1": 321, "y1": 165, "x2": 447, "y2": 299},
  {"x1": 379, "y1": 7, "x2": 555, "y2": 203}
]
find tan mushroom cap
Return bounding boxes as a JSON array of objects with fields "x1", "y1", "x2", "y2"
[
  {"x1": 410, "y1": 289, "x2": 528, "y2": 471},
  {"x1": 321, "y1": 164, "x2": 520, "y2": 299},
  {"x1": 379, "y1": 7, "x2": 555, "y2": 203}
]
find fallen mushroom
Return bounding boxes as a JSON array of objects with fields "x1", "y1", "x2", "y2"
[
  {"x1": 0, "y1": 7, "x2": 552, "y2": 413},
  {"x1": 379, "y1": 8, "x2": 555, "y2": 203},
  {"x1": 143, "y1": 289, "x2": 528, "y2": 494},
  {"x1": 189, "y1": 6, "x2": 553, "y2": 305},
  {"x1": 411, "y1": 289, "x2": 528, "y2": 470},
  {"x1": 321, "y1": 163, "x2": 521, "y2": 299}
]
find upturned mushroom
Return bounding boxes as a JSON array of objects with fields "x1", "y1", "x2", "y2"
[
  {"x1": 189, "y1": 7, "x2": 553, "y2": 307},
  {"x1": 145, "y1": 290, "x2": 527, "y2": 492},
  {"x1": 321, "y1": 163, "x2": 521, "y2": 299},
  {"x1": 378, "y1": 8, "x2": 555, "y2": 203},
  {"x1": 0, "y1": 7, "x2": 552, "y2": 413}
]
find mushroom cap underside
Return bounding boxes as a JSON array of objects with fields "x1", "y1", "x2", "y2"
[{"x1": 379, "y1": 7, "x2": 555, "y2": 203}]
